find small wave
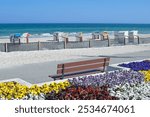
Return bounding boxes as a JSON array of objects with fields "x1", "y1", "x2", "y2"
[
  {"x1": 30, "y1": 33, "x2": 53, "y2": 38},
  {"x1": 41, "y1": 33, "x2": 52, "y2": 37},
  {"x1": 67, "y1": 32, "x2": 92, "y2": 36},
  {"x1": 0, "y1": 36, "x2": 9, "y2": 39}
]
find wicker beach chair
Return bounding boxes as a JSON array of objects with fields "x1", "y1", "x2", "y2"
[{"x1": 101, "y1": 32, "x2": 109, "y2": 40}]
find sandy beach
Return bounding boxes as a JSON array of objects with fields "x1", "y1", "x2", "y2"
[{"x1": 0, "y1": 34, "x2": 92, "y2": 43}]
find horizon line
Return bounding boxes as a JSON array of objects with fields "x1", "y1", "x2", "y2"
[{"x1": 0, "y1": 22, "x2": 150, "y2": 25}]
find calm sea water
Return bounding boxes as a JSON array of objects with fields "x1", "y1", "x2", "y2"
[{"x1": 0, "y1": 23, "x2": 150, "y2": 37}]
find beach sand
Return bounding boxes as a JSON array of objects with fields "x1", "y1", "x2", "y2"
[{"x1": 0, "y1": 34, "x2": 92, "y2": 43}]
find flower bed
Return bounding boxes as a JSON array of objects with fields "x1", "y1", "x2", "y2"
[
  {"x1": 109, "y1": 82, "x2": 150, "y2": 100},
  {"x1": 0, "y1": 82, "x2": 29, "y2": 100},
  {"x1": 0, "y1": 81, "x2": 70, "y2": 100},
  {"x1": 69, "y1": 70, "x2": 144, "y2": 87},
  {"x1": 109, "y1": 60, "x2": 150, "y2": 99},
  {"x1": 118, "y1": 61, "x2": 150, "y2": 71},
  {"x1": 45, "y1": 85, "x2": 118, "y2": 100},
  {"x1": 118, "y1": 60, "x2": 150, "y2": 82},
  {"x1": 0, "y1": 67, "x2": 150, "y2": 100}
]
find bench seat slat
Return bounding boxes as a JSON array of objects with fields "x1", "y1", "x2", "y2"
[
  {"x1": 57, "y1": 62, "x2": 109, "y2": 74},
  {"x1": 57, "y1": 58, "x2": 110, "y2": 68}
]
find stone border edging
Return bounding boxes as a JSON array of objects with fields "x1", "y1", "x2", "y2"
[{"x1": 0, "y1": 78, "x2": 32, "y2": 87}]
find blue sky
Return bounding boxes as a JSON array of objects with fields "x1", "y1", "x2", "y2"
[{"x1": 0, "y1": 0, "x2": 150, "y2": 23}]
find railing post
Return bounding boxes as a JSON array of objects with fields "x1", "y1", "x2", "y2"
[
  {"x1": 137, "y1": 36, "x2": 140, "y2": 44},
  {"x1": 19, "y1": 38, "x2": 21, "y2": 44},
  {"x1": 64, "y1": 38, "x2": 67, "y2": 49},
  {"x1": 124, "y1": 37, "x2": 126, "y2": 45},
  {"x1": 38, "y1": 41, "x2": 40, "y2": 50},
  {"x1": 80, "y1": 37, "x2": 83, "y2": 42},
  {"x1": 108, "y1": 37, "x2": 110, "y2": 47},
  {"x1": 26, "y1": 37, "x2": 29, "y2": 44},
  {"x1": 4, "y1": 43, "x2": 8, "y2": 52},
  {"x1": 89, "y1": 40, "x2": 91, "y2": 48}
]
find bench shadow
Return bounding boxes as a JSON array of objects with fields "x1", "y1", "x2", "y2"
[
  {"x1": 79, "y1": 55, "x2": 135, "y2": 59},
  {"x1": 107, "y1": 66, "x2": 122, "y2": 71},
  {"x1": 80, "y1": 54, "x2": 150, "y2": 58}
]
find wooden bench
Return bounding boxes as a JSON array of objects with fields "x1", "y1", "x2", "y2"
[{"x1": 49, "y1": 57, "x2": 110, "y2": 81}]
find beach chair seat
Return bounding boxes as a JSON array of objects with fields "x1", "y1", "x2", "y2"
[
  {"x1": 129, "y1": 31, "x2": 139, "y2": 43},
  {"x1": 75, "y1": 32, "x2": 83, "y2": 42},
  {"x1": 101, "y1": 32, "x2": 109, "y2": 40},
  {"x1": 114, "y1": 31, "x2": 129, "y2": 43},
  {"x1": 92, "y1": 32, "x2": 100, "y2": 39}
]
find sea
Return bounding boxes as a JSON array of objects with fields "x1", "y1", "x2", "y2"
[{"x1": 0, "y1": 23, "x2": 150, "y2": 38}]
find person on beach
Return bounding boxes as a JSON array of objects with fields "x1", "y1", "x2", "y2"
[
  {"x1": 26, "y1": 33, "x2": 30, "y2": 44},
  {"x1": 22, "y1": 33, "x2": 31, "y2": 43}
]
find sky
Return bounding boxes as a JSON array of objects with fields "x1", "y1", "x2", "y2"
[{"x1": 0, "y1": 0, "x2": 150, "y2": 23}]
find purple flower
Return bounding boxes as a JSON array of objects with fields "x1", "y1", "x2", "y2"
[
  {"x1": 68, "y1": 70, "x2": 144, "y2": 88},
  {"x1": 119, "y1": 61, "x2": 150, "y2": 71}
]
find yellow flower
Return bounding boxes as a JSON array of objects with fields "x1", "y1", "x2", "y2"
[
  {"x1": 6, "y1": 94, "x2": 12, "y2": 100},
  {"x1": 140, "y1": 70, "x2": 150, "y2": 82},
  {"x1": 0, "y1": 81, "x2": 29, "y2": 100},
  {"x1": 0, "y1": 80, "x2": 71, "y2": 100},
  {"x1": 63, "y1": 81, "x2": 71, "y2": 86}
]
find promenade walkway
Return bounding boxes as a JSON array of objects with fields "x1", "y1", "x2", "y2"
[{"x1": 0, "y1": 45, "x2": 150, "y2": 84}]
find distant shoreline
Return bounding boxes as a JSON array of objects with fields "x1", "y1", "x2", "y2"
[
  {"x1": 1, "y1": 23, "x2": 150, "y2": 24},
  {"x1": 0, "y1": 32, "x2": 150, "y2": 44},
  {"x1": 1, "y1": 23, "x2": 150, "y2": 36}
]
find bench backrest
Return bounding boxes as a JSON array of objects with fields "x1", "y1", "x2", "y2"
[{"x1": 57, "y1": 58, "x2": 110, "y2": 75}]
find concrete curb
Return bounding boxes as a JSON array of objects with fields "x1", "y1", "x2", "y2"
[{"x1": 0, "y1": 78, "x2": 32, "y2": 87}]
